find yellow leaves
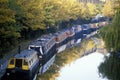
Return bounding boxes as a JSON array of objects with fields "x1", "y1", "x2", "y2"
[
  {"x1": 31, "y1": 23, "x2": 46, "y2": 30},
  {"x1": 4, "y1": 31, "x2": 21, "y2": 38},
  {"x1": 0, "y1": 26, "x2": 21, "y2": 38},
  {"x1": 0, "y1": 0, "x2": 15, "y2": 24},
  {"x1": 102, "y1": 0, "x2": 114, "y2": 17},
  {"x1": 87, "y1": 3, "x2": 97, "y2": 16},
  {"x1": 8, "y1": 0, "x2": 101, "y2": 30},
  {"x1": 25, "y1": 12, "x2": 34, "y2": 19},
  {"x1": 0, "y1": 0, "x2": 8, "y2": 4},
  {"x1": 81, "y1": 3, "x2": 98, "y2": 19},
  {"x1": 53, "y1": 0, "x2": 82, "y2": 21},
  {"x1": 0, "y1": 16, "x2": 15, "y2": 23},
  {"x1": 16, "y1": 0, "x2": 46, "y2": 29}
]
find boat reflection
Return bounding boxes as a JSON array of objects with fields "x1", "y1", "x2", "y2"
[
  {"x1": 37, "y1": 47, "x2": 82, "y2": 80},
  {"x1": 56, "y1": 52, "x2": 108, "y2": 80}
]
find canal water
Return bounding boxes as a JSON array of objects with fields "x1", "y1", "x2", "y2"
[{"x1": 56, "y1": 52, "x2": 108, "y2": 80}]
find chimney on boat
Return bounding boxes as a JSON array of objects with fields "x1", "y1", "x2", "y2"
[{"x1": 18, "y1": 45, "x2": 21, "y2": 54}]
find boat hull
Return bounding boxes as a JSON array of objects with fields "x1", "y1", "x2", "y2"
[
  {"x1": 57, "y1": 44, "x2": 67, "y2": 53},
  {"x1": 39, "y1": 54, "x2": 56, "y2": 74},
  {"x1": 1, "y1": 59, "x2": 40, "y2": 80}
]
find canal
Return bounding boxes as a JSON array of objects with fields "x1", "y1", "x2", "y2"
[
  {"x1": 56, "y1": 52, "x2": 108, "y2": 80},
  {"x1": 37, "y1": 38, "x2": 108, "y2": 80}
]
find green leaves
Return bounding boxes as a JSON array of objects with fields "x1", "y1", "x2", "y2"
[
  {"x1": 100, "y1": 1, "x2": 120, "y2": 53},
  {"x1": 0, "y1": 0, "x2": 15, "y2": 24},
  {"x1": 100, "y1": 0, "x2": 120, "y2": 52},
  {"x1": 100, "y1": 25, "x2": 120, "y2": 53}
]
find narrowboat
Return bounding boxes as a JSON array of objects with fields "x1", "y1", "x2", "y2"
[
  {"x1": 82, "y1": 24, "x2": 88, "y2": 36},
  {"x1": 54, "y1": 30, "x2": 68, "y2": 53},
  {"x1": 73, "y1": 25, "x2": 83, "y2": 44},
  {"x1": 1, "y1": 50, "x2": 40, "y2": 80},
  {"x1": 29, "y1": 34, "x2": 56, "y2": 73},
  {"x1": 89, "y1": 23, "x2": 98, "y2": 31},
  {"x1": 66, "y1": 28, "x2": 75, "y2": 48}
]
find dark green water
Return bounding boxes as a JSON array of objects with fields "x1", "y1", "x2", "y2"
[{"x1": 98, "y1": 53, "x2": 120, "y2": 80}]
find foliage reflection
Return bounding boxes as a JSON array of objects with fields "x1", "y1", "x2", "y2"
[{"x1": 98, "y1": 53, "x2": 120, "y2": 80}]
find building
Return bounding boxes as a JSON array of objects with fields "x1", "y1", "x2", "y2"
[{"x1": 78, "y1": 0, "x2": 105, "y2": 4}]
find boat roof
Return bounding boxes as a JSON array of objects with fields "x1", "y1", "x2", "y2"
[
  {"x1": 14, "y1": 50, "x2": 37, "y2": 59},
  {"x1": 29, "y1": 34, "x2": 55, "y2": 47},
  {"x1": 81, "y1": 24, "x2": 88, "y2": 28},
  {"x1": 53, "y1": 30, "x2": 67, "y2": 36}
]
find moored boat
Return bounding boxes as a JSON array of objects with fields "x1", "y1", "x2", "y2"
[
  {"x1": 73, "y1": 25, "x2": 83, "y2": 45},
  {"x1": 1, "y1": 50, "x2": 40, "y2": 80},
  {"x1": 29, "y1": 34, "x2": 56, "y2": 74},
  {"x1": 54, "y1": 31, "x2": 68, "y2": 53}
]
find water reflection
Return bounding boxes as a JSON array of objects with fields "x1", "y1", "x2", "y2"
[
  {"x1": 37, "y1": 39, "x2": 101, "y2": 80},
  {"x1": 37, "y1": 47, "x2": 82, "y2": 80},
  {"x1": 56, "y1": 52, "x2": 108, "y2": 80},
  {"x1": 98, "y1": 53, "x2": 120, "y2": 80}
]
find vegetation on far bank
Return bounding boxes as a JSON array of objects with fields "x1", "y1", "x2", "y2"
[
  {"x1": 98, "y1": 1, "x2": 120, "y2": 78},
  {"x1": 99, "y1": 0, "x2": 120, "y2": 53}
]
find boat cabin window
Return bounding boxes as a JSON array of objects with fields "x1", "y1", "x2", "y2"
[
  {"x1": 10, "y1": 59, "x2": 14, "y2": 65},
  {"x1": 31, "y1": 59, "x2": 33, "y2": 63},
  {"x1": 23, "y1": 59, "x2": 28, "y2": 66},
  {"x1": 30, "y1": 47, "x2": 40, "y2": 53},
  {"x1": 30, "y1": 46, "x2": 43, "y2": 55},
  {"x1": 29, "y1": 61, "x2": 31, "y2": 66},
  {"x1": 15, "y1": 59, "x2": 22, "y2": 68}
]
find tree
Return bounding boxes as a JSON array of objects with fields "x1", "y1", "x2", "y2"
[
  {"x1": 0, "y1": 0, "x2": 20, "y2": 53},
  {"x1": 79, "y1": 2, "x2": 98, "y2": 19},
  {"x1": 16, "y1": 0, "x2": 45, "y2": 29},
  {"x1": 87, "y1": 3, "x2": 98, "y2": 18},
  {"x1": 0, "y1": 0, "x2": 15, "y2": 24},
  {"x1": 100, "y1": 0, "x2": 120, "y2": 53},
  {"x1": 102, "y1": 0, "x2": 114, "y2": 18}
]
